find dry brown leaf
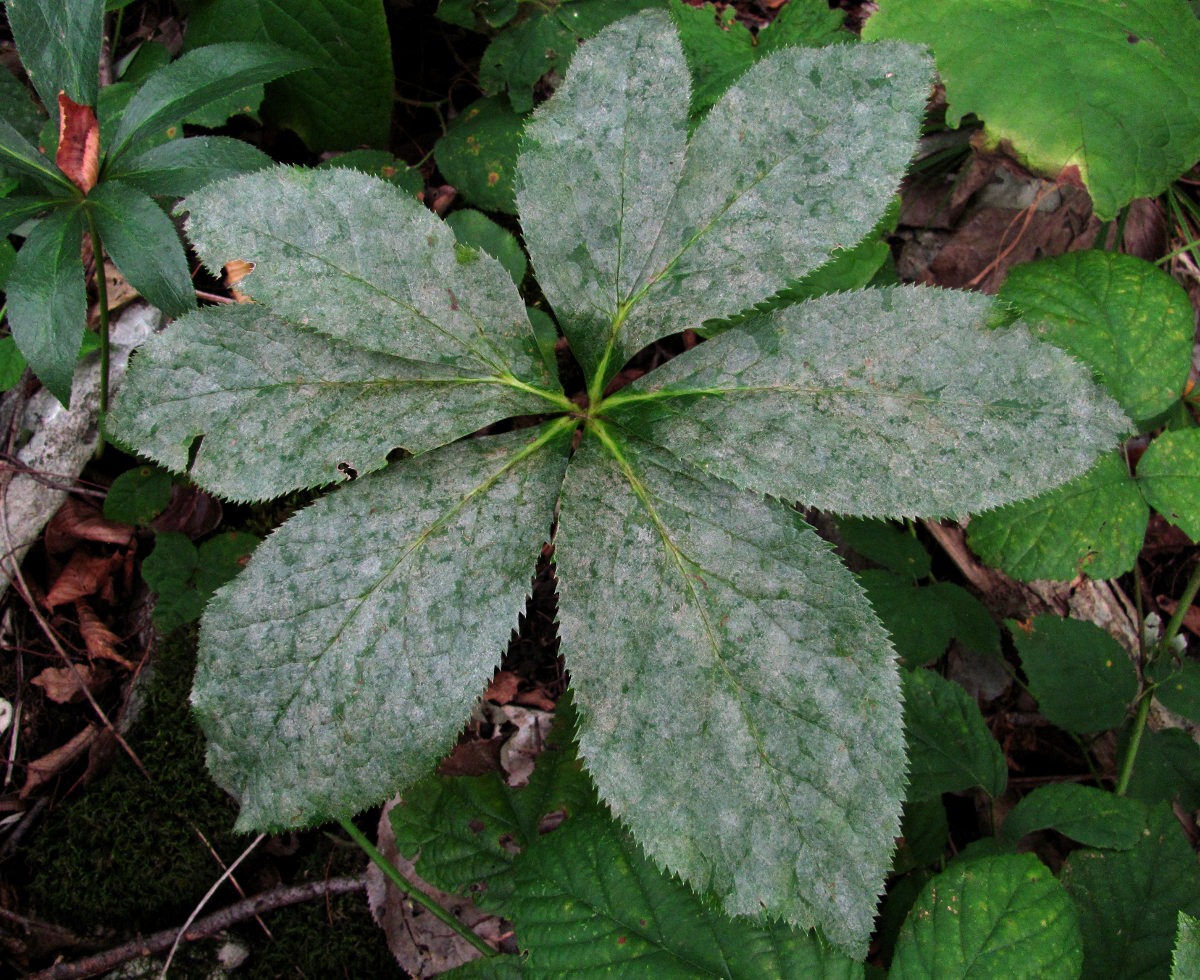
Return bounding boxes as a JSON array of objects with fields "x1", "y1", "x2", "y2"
[
  {"x1": 30, "y1": 663, "x2": 105, "y2": 704},
  {"x1": 367, "y1": 799, "x2": 505, "y2": 978},
  {"x1": 44, "y1": 550, "x2": 122, "y2": 607},
  {"x1": 224, "y1": 259, "x2": 255, "y2": 303},
  {"x1": 489, "y1": 703, "x2": 554, "y2": 788},
  {"x1": 75, "y1": 601, "x2": 133, "y2": 668},
  {"x1": 44, "y1": 497, "x2": 134, "y2": 553},
  {"x1": 21, "y1": 724, "x2": 100, "y2": 798},
  {"x1": 483, "y1": 670, "x2": 521, "y2": 705},
  {"x1": 56, "y1": 92, "x2": 99, "y2": 194}
]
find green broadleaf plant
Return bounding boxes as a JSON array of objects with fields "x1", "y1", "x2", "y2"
[
  {"x1": 109, "y1": 12, "x2": 1128, "y2": 954},
  {"x1": 0, "y1": 0, "x2": 306, "y2": 405}
]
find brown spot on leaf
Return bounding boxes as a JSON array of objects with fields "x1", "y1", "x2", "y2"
[{"x1": 487, "y1": 171, "x2": 500, "y2": 187}]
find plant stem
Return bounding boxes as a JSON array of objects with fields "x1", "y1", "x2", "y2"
[
  {"x1": 337, "y1": 816, "x2": 496, "y2": 958},
  {"x1": 86, "y1": 217, "x2": 111, "y2": 453},
  {"x1": 1114, "y1": 690, "x2": 1153, "y2": 797},
  {"x1": 1161, "y1": 556, "x2": 1200, "y2": 652}
]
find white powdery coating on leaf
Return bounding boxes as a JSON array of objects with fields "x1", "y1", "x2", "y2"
[
  {"x1": 610, "y1": 286, "x2": 1131, "y2": 518},
  {"x1": 556, "y1": 433, "x2": 903, "y2": 954},
  {"x1": 184, "y1": 166, "x2": 553, "y2": 387},
  {"x1": 109, "y1": 306, "x2": 554, "y2": 502},
  {"x1": 191, "y1": 426, "x2": 570, "y2": 831},
  {"x1": 517, "y1": 10, "x2": 689, "y2": 378}
]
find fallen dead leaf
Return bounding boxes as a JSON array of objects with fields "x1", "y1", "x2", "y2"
[
  {"x1": 76, "y1": 601, "x2": 133, "y2": 668},
  {"x1": 21, "y1": 724, "x2": 100, "y2": 798},
  {"x1": 367, "y1": 798, "x2": 505, "y2": 978},
  {"x1": 56, "y1": 93, "x2": 99, "y2": 194},
  {"x1": 44, "y1": 497, "x2": 134, "y2": 553},
  {"x1": 488, "y1": 703, "x2": 553, "y2": 788},
  {"x1": 44, "y1": 550, "x2": 122, "y2": 607},
  {"x1": 31, "y1": 663, "x2": 106, "y2": 704},
  {"x1": 483, "y1": 670, "x2": 521, "y2": 705}
]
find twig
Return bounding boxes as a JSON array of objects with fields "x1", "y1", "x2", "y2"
[
  {"x1": 26, "y1": 875, "x2": 368, "y2": 980},
  {"x1": 160, "y1": 834, "x2": 264, "y2": 977}
]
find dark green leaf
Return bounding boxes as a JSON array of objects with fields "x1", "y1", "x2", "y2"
[
  {"x1": 858, "y1": 571, "x2": 957, "y2": 666},
  {"x1": 193, "y1": 531, "x2": 259, "y2": 597},
  {"x1": 968, "y1": 451, "x2": 1148, "y2": 581},
  {"x1": 108, "y1": 43, "x2": 309, "y2": 162},
  {"x1": 142, "y1": 531, "x2": 206, "y2": 632},
  {"x1": 6, "y1": 0, "x2": 104, "y2": 110},
  {"x1": 103, "y1": 466, "x2": 174, "y2": 525},
  {"x1": 87, "y1": 181, "x2": 194, "y2": 317},
  {"x1": 388, "y1": 698, "x2": 599, "y2": 911},
  {"x1": 184, "y1": 0, "x2": 394, "y2": 149},
  {"x1": 479, "y1": 0, "x2": 660, "y2": 113},
  {"x1": 836, "y1": 518, "x2": 932, "y2": 580},
  {"x1": 890, "y1": 854, "x2": 1082, "y2": 979},
  {"x1": 1151, "y1": 657, "x2": 1200, "y2": 723},
  {"x1": 106, "y1": 136, "x2": 273, "y2": 198},
  {"x1": 1126, "y1": 728, "x2": 1200, "y2": 811},
  {"x1": 1139, "y1": 429, "x2": 1200, "y2": 542},
  {"x1": 1062, "y1": 804, "x2": 1200, "y2": 979},
  {"x1": 434, "y1": 97, "x2": 523, "y2": 215},
  {"x1": 902, "y1": 668, "x2": 1007, "y2": 801},
  {"x1": 0, "y1": 196, "x2": 70, "y2": 239},
  {"x1": 892, "y1": 797, "x2": 949, "y2": 874},
  {"x1": 557, "y1": 430, "x2": 902, "y2": 952},
  {"x1": 0, "y1": 336, "x2": 27, "y2": 390},
  {"x1": 5, "y1": 203, "x2": 86, "y2": 405},
  {"x1": 193, "y1": 424, "x2": 572, "y2": 830},
  {"x1": 316, "y1": 149, "x2": 424, "y2": 195},
  {"x1": 509, "y1": 813, "x2": 863, "y2": 978},
  {"x1": 446, "y1": 209, "x2": 527, "y2": 286},
  {"x1": 999, "y1": 251, "x2": 1195, "y2": 426},
  {"x1": 0, "y1": 64, "x2": 47, "y2": 146},
  {"x1": 1009, "y1": 615, "x2": 1138, "y2": 733},
  {"x1": 0, "y1": 116, "x2": 74, "y2": 191},
  {"x1": 608, "y1": 288, "x2": 1129, "y2": 516},
  {"x1": 864, "y1": 0, "x2": 1200, "y2": 218},
  {"x1": 1000, "y1": 784, "x2": 1147, "y2": 849}
]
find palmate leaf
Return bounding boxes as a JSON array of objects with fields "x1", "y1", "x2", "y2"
[
  {"x1": 518, "y1": 11, "x2": 930, "y2": 387},
  {"x1": 107, "y1": 9, "x2": 1131, "y2": 962},
  {"x1": 605, "y1": 287, "x2": 1129, "y2": 517},
  {"x1": 556, "y1": 430, "x2": 902, "y2": 952},
  {"x1": 193, "y1": 423, "x2": 572, "y2": 830}
]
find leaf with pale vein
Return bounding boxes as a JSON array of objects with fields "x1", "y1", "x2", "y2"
[
  {"x1": 184, "y1": 167, "x2": 556, "y2": 391},
  {"x1": 607, "y1": 287, "x2": 1130, "y2": 517},
  {"x1": 106, "y1": 135, "x2": 273, "y2": 198},
  {"x1": 517, "y1": 11, "x2": 689, "y2": 379},
  {"x1": 109, "y1": 306, "x2": 556, "y2": 502},
  {"x1": 193, "y1": 424, "x2": 572, "y2": 831},
  {"x1": 556, "y1": 430, "x2": 902, "y2": 954}
]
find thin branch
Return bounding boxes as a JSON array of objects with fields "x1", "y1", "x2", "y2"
[{"x1": 26, "y1": 875, "x2": 369, "y2": 980}]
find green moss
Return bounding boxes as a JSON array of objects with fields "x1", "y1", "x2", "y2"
[
  {"x1": 25, "y1": 628, "x2": 243, "y2": 932},
  {"x1": 25, "y1": 630, "x2": 403, "y2": 975}
]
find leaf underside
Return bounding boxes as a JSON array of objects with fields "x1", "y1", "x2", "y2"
[
  {"x1": 557, "y1": 431, "x2": 903, "y2": 953},
  {"x1": 193, "y1": 425, "x2": 570, "y2": 830}
]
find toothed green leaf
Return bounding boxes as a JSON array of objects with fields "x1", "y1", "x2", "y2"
[
  {"x1": 1138, "y1": 428, "x2": 1200, "y2": 542},
  {"x1": 509, "y1": 813, "x2": 863, "y2": 978},
  {"x1": 998, "y1": 251, "x2": 1194, "y2": 427},
  {"x1": 902, "y1": 668, "x2": 1007, "y2": 801},
  {"x1": 1000, "y1": 784, "x2": 1147, "y2": 850},
  {"x1": 6, "y1": 0, "x2": 104, "y2": 111},
  {"x1": 193, "y1": 424, "x2": 572, "y2": 830},
  {"x1": 1009, "y1": 615, "x2": 1138, "y2": 734},
  {"x1": 890, "y1": 854, "x2": 1082, "y2": 979},
  {"x1": 183, "y1": 166, "x2": 558, "y2": 393},
  {"x1": 607, "y1": 287, "x2": 1129, "y2": 516},
  {"x1": 518, "y1": 12, "x2": 931, "y2": 385},
  {"x1": 967, "y1": 451, "x2": 1148, "y2": 581},
  {"x1": 556, "y1": 430, "x2": 902, "y2": 954},
  {"x1": 109, "y1": 305, "x2": 554, "y2": 501},
  {"x1": 1173, "y1": 913, "x2": 1200, "y2": 980},
  {"x1": 1062, "y1": 805, "x2": 1200, "y2": 979}
]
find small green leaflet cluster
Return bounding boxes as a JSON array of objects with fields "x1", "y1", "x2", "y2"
[
  {"x1": 110, "y1": 12, "x2": 1127, "y2": 954},
  {"x1": 0, "y1": 0, "x2": 305, "y2": 404}
]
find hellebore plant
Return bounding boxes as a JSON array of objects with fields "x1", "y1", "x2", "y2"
[{"x1": 110, "y1": 12, "x2": 1126, "y2": 953}]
